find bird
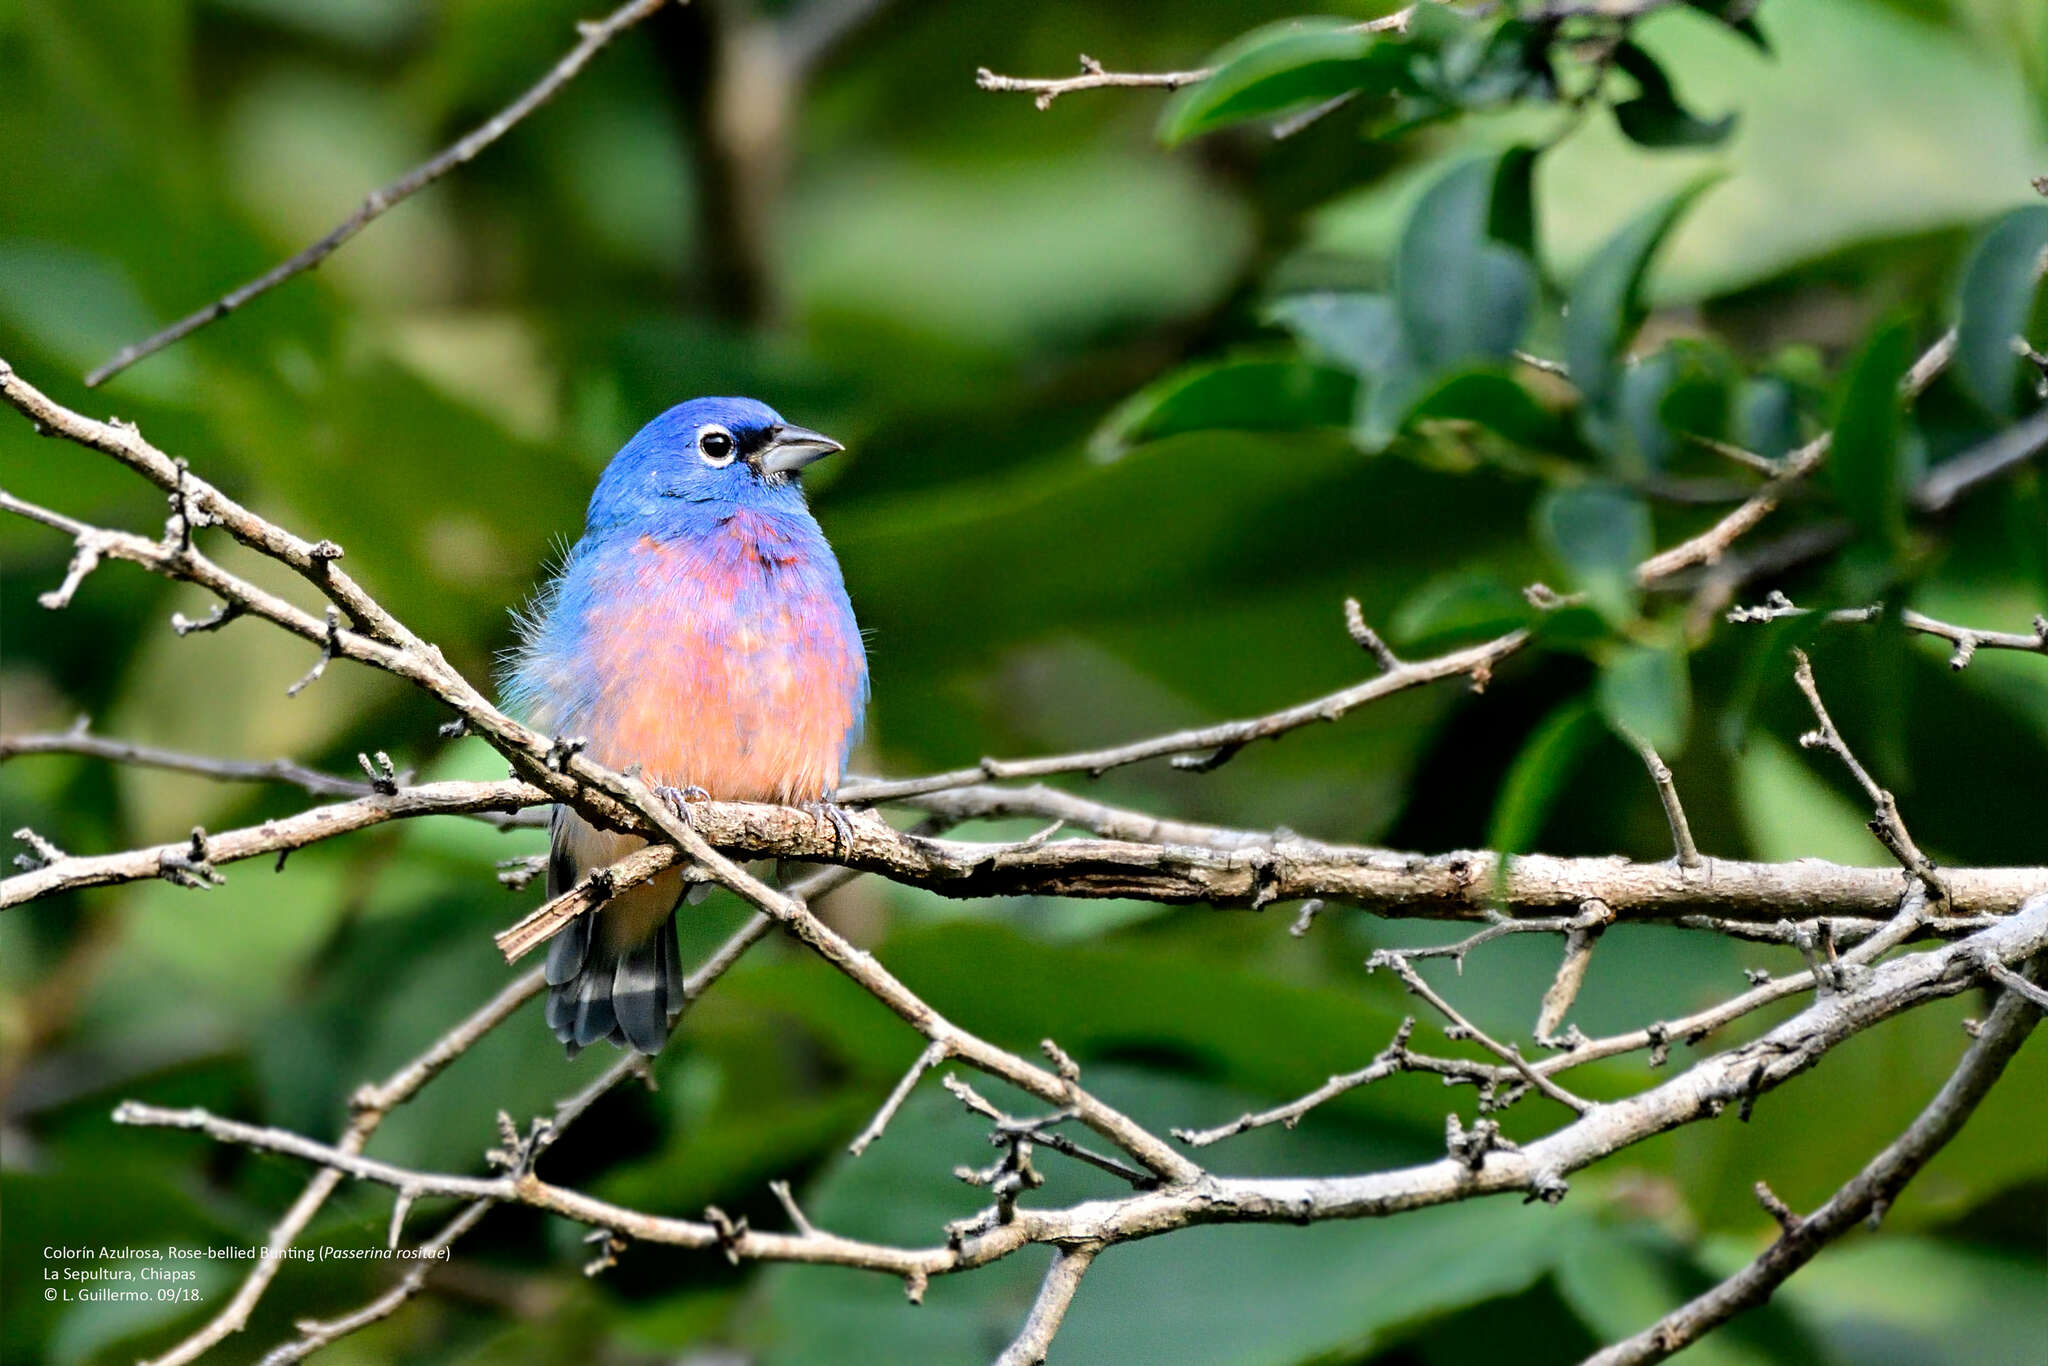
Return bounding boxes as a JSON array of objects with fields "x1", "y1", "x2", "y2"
[{"x1": 501, "y1": 397, "x2": 867, "y2": 1056}]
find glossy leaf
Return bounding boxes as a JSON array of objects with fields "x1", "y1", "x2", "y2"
[
  {"x1": 1409, "y1": 16, "x2": 1557, "y2": 113},
  {"x1": 1535, "y1": 482, "x2": 1652, "y2": 624},
  {"x1": 1737, "y1": 375, "x2": 1801, "y2": 461},
  {"x1": 1268, "y1": 290, "x2": 1407, "y2": 376},
  {"x1": 1610, "y1": 41, "x2": 1737, "y2": 148},
  {"x1": 1565, "y1": 177, "x2": 1719, "y2": 411},
  {"x1": 1953, "y1": 203, "x2": 2048, "y2": 417},
  {"x1": 1394, "y1": 148, "x2": 1539, "y2": 371},
  {"x1": 1089, "y1": 354, "x2": 1355, "y2": 458},
  {"x1": 1487, "y1": 698, "x2": 1603, "y2": 863},
  {"x1": 1410, "y1": 370, "x2": 1566, "y2": 449},
  {"x1": 1392, "y1": 571, "x2": 1531, "y2": 649},
  {"x1": 1829, "y1": 316, "x2": 1913, "y2": 553},
  {"x1": 1598, "y1": 642, "x2": 1693, "y2": 755},
  {"x1": 1159, "y1": 20, "x2": 1394, "y2": 146}
]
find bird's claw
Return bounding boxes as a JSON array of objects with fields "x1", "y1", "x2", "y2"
[
  {"x1": 803, "y1": 799, "x2": 857, "y2": 857},
  {"x1": 656, "y1": 784, "x2": 712, "y2": 828}
]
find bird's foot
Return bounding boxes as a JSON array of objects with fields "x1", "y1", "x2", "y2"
[
  {"x1": 656, "y1": 784, "x2": 712, "y2": 828},
  {"x1": 802, "y1": 799, "x2": 858, "y2": 857}
]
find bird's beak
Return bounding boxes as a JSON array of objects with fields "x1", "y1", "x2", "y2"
[{"x1": 759, "y1": 424, "x2": 844, "y2": 475}]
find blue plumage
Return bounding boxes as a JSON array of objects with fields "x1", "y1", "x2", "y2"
[{"x1": 502, "y1": 397, "x2": 868, "y2": 1055}]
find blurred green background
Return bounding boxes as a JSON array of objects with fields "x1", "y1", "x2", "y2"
[{"x1": 3, "y1": 0, "x2": 2045, "y2": 1362}]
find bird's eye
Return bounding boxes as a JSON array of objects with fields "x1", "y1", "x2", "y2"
[{"x1": 697, "y1": 427, "x2": 736, "y2": 467}]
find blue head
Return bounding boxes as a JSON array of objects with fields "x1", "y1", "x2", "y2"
[{"x1": 586, "y1": 397, "x2": 843, "y2": 534}]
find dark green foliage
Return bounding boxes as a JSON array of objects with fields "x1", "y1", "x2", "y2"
[
  {"x1": 1158, "y1": 20, "x2": 1400, "y2": 146},
  {"x1": 1954, "y1": 204, "x2": 2048, "y2": 417},
  {"x1": 1608, "y1": 41, "x2": 1738, "y2": 147},
  {"x1": 1566, "y1": 177, "x2": 1720, "y2": 413},
  {"x1": 3, "y1": 2, "x2": 2047, "y2": 1365}
]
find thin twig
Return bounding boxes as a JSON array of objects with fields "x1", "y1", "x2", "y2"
[
  {"x1": 1618, "y1": 727, "x2": 1702, "y2": 867},
  {"x1": 1536, "y1": 900, "x2": 1614, "y2": 1044},
  {"x1": 0, "y1": 722, "x2": 548, "y2": 827},
  {"x1": 974, "y1": 11, "x2": 1413, "y2": 110},
  {"x1": 83, "y1": 0, "x2": 675, "y2": 387},
  {"x1": 1374, "y1": 954, "x2": 1596, "y2": 1114},
  {"x1": 1173, "y1": 1018, "x2": 1429, "y2": 1146},
  {"x1": 837, "y1": 623, "x2": 1528, "y2": 804},
  {"x1": 849, "y1": 1041, "x2": 949, "y2": 1155},
  {"x1": 1728, "y1": 592, "x2": 2048, "y2": 671},
  {"x1": 994, "y1": 1244, "x2": 1101, "y2": 1366},
  {"x1": 1791, "y1": 650, "x2": 1951, "y2": 908},
  {"x1": 1913, "y1": 402, "x2": 2048, "y2": 513},
  {"x1": 1635, "y1": 327, "x2": 1958, "y2": 583}
]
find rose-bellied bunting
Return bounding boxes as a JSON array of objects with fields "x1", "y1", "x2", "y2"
[{"x1": 502, "y1": 399, "x2": 867, "y2": 1055}]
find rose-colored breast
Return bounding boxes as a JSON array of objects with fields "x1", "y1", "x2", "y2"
[{"x1": 576, "y1": 518, "x2": 861, "y2": 804}]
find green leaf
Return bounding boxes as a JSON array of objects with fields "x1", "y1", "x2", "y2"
[
  {"x1": 1487, "y1": 698, "x2": 1603, "y2": 863},
  {"x1": 1089, "y1": 354, "x2": 1355, "y2": 459},
  {"x1": 1597, "y1": 642, "x2": 1693, "y2": 755},
  {"x1": 1158, "y1": 19, "x2": 1394, "y2": 146},
  {"x1": 1737, "y1": 376, "x2": 1800, "y2": 461},
  {"x1": 1266, "y1": 291, "x2": 1433, "y2": 451},
  {"x1": 1410, "y1": 16, "x2": 1558, "y2": 112},
  {"x1": 1610, "y1": 41, "x2": 1737, "y2": 148},
  {"x1": 1565, "y1": 178, "x2": 1720, "y2": 411},
  {"x1": 1767, "y1": 1238, "x2": 2048, "y2": 1366},
  {"x1": 1557, "y1": 1224, "x2": 1812, "y2": 1366},
  {"x1": 1392, "y1": 572, "x2": 1532, "y2": 650},
  {"x1": 1268, "y1": 290, "x2": 1407, "y2": 376},
  {"x1": 1535, "y1": 482, "x2": 1652, "y2": 624},
  {"x1": 1682, "y1": 0, "x2": 1770, "y2": 51},
  {"x1": 1953, "y1": 203, "x2": 2048, "y2": 417},
  {"x1": 1410, "y1": 370, "x2": 1566, "y2": 448},
  {"x1": 1829, "y1": 316, "x2": 1913, "y2": 553},
  {"x1": 1394, "y1": 148, "x2": 1540, "y2": 372}
]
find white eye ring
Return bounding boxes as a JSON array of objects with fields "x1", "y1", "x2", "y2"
[{"x1": 697, "y1": 425, "x2": 737, "y2": 467}]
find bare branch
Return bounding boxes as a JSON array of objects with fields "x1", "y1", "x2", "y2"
[
  {"x1": 134, "y1": 968, "x2": 545, "y2": 1366},
  {"x1": 82, "y1": 0, "x2": 675, "y2": 388},
  {"x1": 1537, "y1": 899, "x2": 1614, "y2": 1044},
  {"x1": 838, "y1": 625, "x2": 1528, "y2": 804},
  {"x1": 1619, "y1": 729, "x2": 1702, "y2": 867},
  {"x1": 1581, "y1": 955, "x2": 2046, "y2": 1365},
  {"x1": 995, "y1": 1245, "x2": 1101, "y2": 1366},
  {"x1": 1174, "y1": 1019, "x2": 1438, "y2": 1146},
  {"x1": 111, "y1": 901, "x2": 2048, "y2": 1294},
  {"x1": 1373, "y1": 954, "x2": 1595, "y2": 1115},
  {"x1": 1791, "y1": 650, "x2": 1950, "y2": 907},
  {"x1": 849, "y1": 1041, "x2": 950, "y2": 1155},
  {"x1": 1635, "y1": 326, "x2": 1957, "y2": 583},
  {"x1": 253, "y1": 1199, "x2": 491, "y2": 1366},
  {"x1": 12, "y1": 771, "x2": 2042, "y2": 930},
  {"x1": 1729, "y1": 592, "x2": 2048, "y2": 670},
  {"x1": 1913, "y1": 402, "x2": 2048, "y2": 513},
  {"x1": 974, "y1": 12, "x2": 1412, "y2": 109},
  {"x1": 2, "y1": 780, "x2": 542, "y2": 907}
]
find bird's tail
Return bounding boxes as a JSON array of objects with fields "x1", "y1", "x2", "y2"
[{"x1": 544, "y1": 904, "x2": 685, "y2": 1056}]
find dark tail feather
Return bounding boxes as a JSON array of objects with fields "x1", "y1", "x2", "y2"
[{"x1": 545, "y1": 911, "x2": 681, "y2": 1058}]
